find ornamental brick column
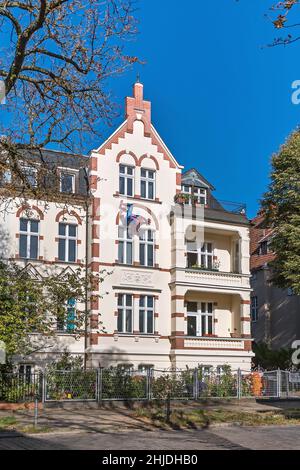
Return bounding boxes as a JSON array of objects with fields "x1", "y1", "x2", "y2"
[{"x1": 170, "y1": 288, "x2": 186, "y2": 349}]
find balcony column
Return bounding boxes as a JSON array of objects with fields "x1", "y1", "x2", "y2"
[
  {"x1": 171, "y1": 211, "x2": 186, "y2": 269},
  {"x1": 170, "y1": 287, "x2": 186, "y2": 349},
  {"x1": 240, "y1": 298, "x2": 252, "y2": 352},
  {"x1": 240, "y1": 235, "x2": 250, "y2": 275}
]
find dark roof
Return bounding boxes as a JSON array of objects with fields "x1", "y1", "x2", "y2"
[
  {"x1": 204, "y1": 208, "x2": 249, "y2": 226},
  {"x1": 21, "y1": 148, "x2": 89, "y2": 196}
]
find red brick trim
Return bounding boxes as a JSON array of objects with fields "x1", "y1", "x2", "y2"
[
  {"x1": 241, "y1": 300, "x2": 251, "y2": 305},
  {"x1": 116, "y1": 150, "x2": 138, "y2": 166},
  {"x1": 171, "y1": 295, "x2": 185, "y2": 301},
  {"x1": 91, "y1": 243, "x2": 100, "y2": 258},
  {"x1": 154, "y1": 313, "x2": 159, "y2": 318},
  {"x1": 176, "y1": 173, "x2": 182, "y2": 186},
  {"x1": 55, "y1": 210, "x2": 82, "y2": 225},
  {"x1": 171, "y1": 313, "x2": 185, "y2": 318},
  {"x1": 16, "y1": 205, "x2": 44, "y2": 220},
  {"x1": 90, "y1": 314, "x2": 98, "y2": 329},
  {"x1": 89, "y1": 333, "x2": 98, "y2": 346},
  {"x1": 138, "y1": 154, "x2": 160, "y2": 170},
  {"x1": 241, "y1": 317, "x2": 251, "y2": 322},
  {"x1": 90, "y1": 156, "x2": 98, "y2": 172}
]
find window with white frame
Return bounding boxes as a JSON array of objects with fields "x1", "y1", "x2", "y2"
[
  {"x1": 139, "y1": 296, "x2": 154, "y2": 334},
  {"x1": 119, "y1": 165, "x2": 134, "y2": 197},
  {"x1": 117, "y1": 294, "x2": 133, "y2": 333},
  {"x1": 57, "y1": 298, "x2": 76, "y2": 333},
  {"x1": 60, "y1": 172, "x2": 75, "y2": 194},
  {"x1": 186, "y1": 239, "x2": 198, "y2": 268},
  {"x1": 187, "y1": 301, "x2": 213, "y2": 337},
  {"x1": 141, "y1": 169, "x2": 155, "y2": 200},
  {"x1": 19, "y1": 218, "x2": 39, "y2": 259},
  {"x1": 200, "y1": 242, "x2": 213, "y2": 270},
  {"x1": 139, "y1": 229, "x2": 154, "y2": 267},
  {"x1": 118, "y1": 226, "x2": 133, "y2": 265},
  {"x1": 58, "y1": 223, "x2": 77, "y2": 262},
  {"x1": 181, "y1": 185, "x2": 207, "y2": 205},
  {"x1": 251, "y1": 296, "x2": 258, "y2": 322}
]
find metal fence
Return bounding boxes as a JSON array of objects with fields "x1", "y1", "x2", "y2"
[{"x1": 1, "y1": 368, "x2": 300, "y2": 403}]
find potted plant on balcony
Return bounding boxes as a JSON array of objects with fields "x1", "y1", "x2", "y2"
[
  {"x1": 230, "y1": 329, "x2": 239, "y2": 338},
  {"x1": 174, "y1": 193, "x2": 190, "y2": 204}
]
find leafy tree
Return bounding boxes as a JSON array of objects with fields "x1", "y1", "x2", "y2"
[
  {"x1": 0, "y1": 0, "x2": 138, "y2": 199},
  {"x1": 262, "y1": 130, "x2": 300, "y2": 294},
  {"x1": 253, "y1": 342, "x2": 299, "y2": 370},
  {"x1": 0, "y1": 260, "x2": 106, "y2": 359}
]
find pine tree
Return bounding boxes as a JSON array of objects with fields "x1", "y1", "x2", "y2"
[{"x1": 262, "y1": 129, "x2": 300, "y2": 294}]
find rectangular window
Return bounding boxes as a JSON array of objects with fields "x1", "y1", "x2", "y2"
[
  {"x1": 139, "y1": 296, "x2": 154, "y2": 334},
  {"x1": 181, "y1": 185, "x2": 207, "y2": 205},
  {"x1": 58, "y1": 223, "x2": 77, "y2": 262},
  {"x1": 187, "y1": 301, "x2": 213, "y2": 336},
  {"x1": 119, "y1": 165, "x2": 134, "y2": 197},
  {"x1": 201, "y1": 243, "x2": 213, "y2": 270},
  {"x1": 251, "y1": 296, "x2": 258, "y2": 322},
  {"x1": 117, "y1": 294, "x2": 133, "y2": 333},
  {"x1": 19, "y1": 218, "x2": 39, "y2": 259},
  {"x1": 139, "y1": 230, "x2": 154, "y2": 267},
  {"x1": 118, "y1": 226, "x2": 133, "y2": 265},
  {"x1": 141, "y1": 169, "x2": 155, "y2": 200},
  {"x1": 57, "y1": 298, "x2": 76, "y2": 333},
  {"x1": 259, "y1": 241, "x2": 269, "y2": 255},
  {"x1": 186, "y1": 240, "x2": 198, "y2": 268},
  {"x1": 60, "y1": 172, "x2": 75, "y2": 193}
]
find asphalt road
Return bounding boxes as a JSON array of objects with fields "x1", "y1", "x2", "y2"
[{"x1": 0, "y1": 425, "x2": 299, "y2": 450}]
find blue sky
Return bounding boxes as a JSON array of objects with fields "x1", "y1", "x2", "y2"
[{"x1": 100, "y1": 0, "x2": 300, "y2": 218}]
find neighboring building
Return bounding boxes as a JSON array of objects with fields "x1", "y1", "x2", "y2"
[
  {"x1": 0, "y1": 82, "x2": 253, "y2": 372},
  {"x1": 250, "y1": 211, "x2": 300, "y2": 349}
]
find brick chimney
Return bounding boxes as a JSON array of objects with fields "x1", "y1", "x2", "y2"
[{"x1": 125, "y1": 81, "x2": 151, "y2": 136}]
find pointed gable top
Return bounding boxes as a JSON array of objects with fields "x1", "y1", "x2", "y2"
[{"x1": 182, "y1": 168, "x2": 215, "y2": 191}]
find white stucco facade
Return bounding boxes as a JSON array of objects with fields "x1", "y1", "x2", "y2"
[{"x1": 0, "y1": 82, "x2": 254, "y2": 372}]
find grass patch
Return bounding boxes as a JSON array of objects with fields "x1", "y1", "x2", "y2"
[
  {"x1": 134, "y1": 405, "x2": 300, "y2": 429},
  {"x1": 0, "y1": 416, "x2": 17, "y2": 429}
]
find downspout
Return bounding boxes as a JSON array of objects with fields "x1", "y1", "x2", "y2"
[{"x1": 83, "y1": 168, "x2": 90, "y2": 370}]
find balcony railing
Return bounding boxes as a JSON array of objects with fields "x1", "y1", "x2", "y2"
[
  {"x1": 174, "y1": 193, "x2": 246, "y2": 215},
  {"x1": 172, "y1": 267, "x2": 250, "y2": 290},
  {"x1": 183, "y1": 336, "x2": 246, "y2": 350}
]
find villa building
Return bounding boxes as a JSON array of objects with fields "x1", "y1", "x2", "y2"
[{"x1": 0, "y1": 82, "x2": 253, "y2": 372}]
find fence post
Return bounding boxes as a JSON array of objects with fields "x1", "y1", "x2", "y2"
[
  {"x1": 277, "y1": 369, "x2": 282, "y2": 399},
  {"x1": 147, "y1": 368, "x2": 153, "y2": 401},
  {"x1": 193, "y1": 368, "x2": 198, "y2": 400},
  {"x1": 237, "y1": 368, "x2": 242, "y2": 400},
  {"x1": 97, "y1": 368, "x2": 103, "y2": 403},
  {"x1": 42, "y1": 371, "x2": 46, "y2": 403}
]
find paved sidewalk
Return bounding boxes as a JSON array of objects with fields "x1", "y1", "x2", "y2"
[{"x1": 0, "y1": 425, "x2": 300, "y2": 450}]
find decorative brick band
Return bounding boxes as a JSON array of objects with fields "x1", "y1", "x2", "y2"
[
  {"x1": 55, "y1": 210, "x2": 82, "y2": 225},
  {"x1": 116, "y1": 150, "x2": 138, "y2": 166},
  {"x1": 138, "y1": 154, "x2": 160, "y2": 170},
  {"x1": 16, "y1": 204, "x2": 44, "y2": 220},
  {"x1": 241, "y1": 317, "x2": 251, "y2": 322},
  {"x1": 171, "y1": 313, "x2": 185, "y2": 318}
]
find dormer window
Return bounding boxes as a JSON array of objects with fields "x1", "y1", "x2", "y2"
[
  {"x1": 181, "y1": 185, "x2": 207, "y2": 205},
  {"x1": 60, "y1": 172, "x2": 75, "y2": 194},
  {"x1": 23, "y1": 165, "x2": 38, "y2": 188}
]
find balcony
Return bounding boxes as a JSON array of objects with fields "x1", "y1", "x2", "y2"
[
  {"x1": 183, "y1": 336, "x2": 246, "y2": 350},
  {"x1": 172, "y1": 267, "x2": 250, "y2": 291},
  {"x1": 174, "y1": 193, "x2": 247, "y2": 215}
]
